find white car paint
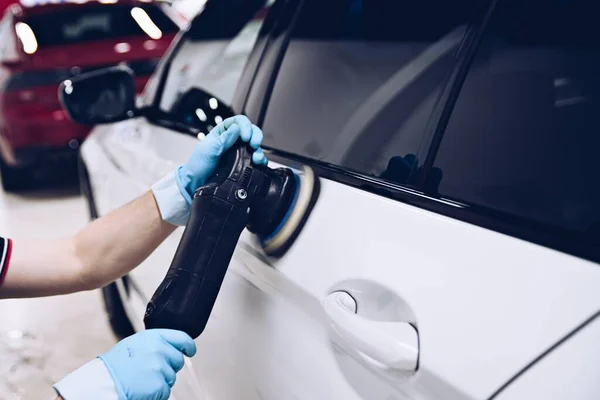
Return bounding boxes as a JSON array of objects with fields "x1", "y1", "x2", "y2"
[
  {"x1": 493, "y1": 313, "x2": 600, "y2": 400},
  {"x1": 82, "y1": 115, "x2": 600, "y2": 399}
]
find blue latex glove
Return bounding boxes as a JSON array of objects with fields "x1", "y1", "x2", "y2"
[
  {"x1": 98, "y1": 329, "x2": 197, "y2": 400},
  {"x1": 176, "y1": 115, "x2": 268, "y2": 204}
]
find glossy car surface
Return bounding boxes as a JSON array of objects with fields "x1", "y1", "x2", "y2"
[
  {"x1": 0, "y1": 0, "x2": 181, "y2": 189},
  {"x1": 80, "y1": 0, "x2": 600, "y2": 398}
]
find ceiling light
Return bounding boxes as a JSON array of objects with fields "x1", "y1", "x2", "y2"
[
  {"x1": 15, "y1": 22, "x2": 37, "y2": 55},
  {"x1": 131, "y1": 7, "x2": 162, "y2": 40}
]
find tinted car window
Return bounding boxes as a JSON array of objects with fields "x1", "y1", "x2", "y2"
[
  {"x1": 21, "y1": 4, "x2": 178, "y2": 48},
  {"x1": 433, "y1": 0, "x2": 600, "y2": 233},
  {"x1": 262, "y1": 0, "x2": 484, "y2": 186},
  {"x1": 158, "y1": 0, "x2": 272, "y2": 135}
]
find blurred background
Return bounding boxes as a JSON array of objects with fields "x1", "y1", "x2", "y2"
[
  {"x1": 0, "y1": 0, "x2": 195, "y2": 192},
  {"x1": 0, "y1": 1, "x2": 202, "y2": 398}
]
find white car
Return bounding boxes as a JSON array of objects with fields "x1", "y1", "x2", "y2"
[{"x1": 75, "y1": 0, "x2": 600, "y2": 398}]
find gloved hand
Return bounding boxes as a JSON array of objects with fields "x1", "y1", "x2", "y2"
[
  {"x1": 152, "y1": 115, "x2": 268, "y2": 226},
  {"x1": 99, "y1": 329, "x2": 197, "y2": 400},
  {"x1": 176, "y1": 115, "x2": 268, "y2": 204}
]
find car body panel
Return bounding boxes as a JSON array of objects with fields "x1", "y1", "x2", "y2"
[
  {"x1": 492, "y1": 313, "x2": 600, "y2": 400},
  {"x1": 82, "y1": 119, "x2": 600, "y2": 399}
]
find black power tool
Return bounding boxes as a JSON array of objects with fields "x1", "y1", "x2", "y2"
[{"x1": 144, "y1": 142, "x2": 320, "y2": 338}]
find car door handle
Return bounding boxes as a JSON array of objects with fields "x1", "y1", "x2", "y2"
[{"x1": 323, "y1": 291, "x2": 419, "y2": 372}]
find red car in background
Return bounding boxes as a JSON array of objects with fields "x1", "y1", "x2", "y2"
[{"x1": 0, "y1": 0, "x2": 181, "y2": 190}]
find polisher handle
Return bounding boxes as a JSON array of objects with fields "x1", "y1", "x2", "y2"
[{"x1": 144, "y1": 184, "x2": 249, "y2": 339}]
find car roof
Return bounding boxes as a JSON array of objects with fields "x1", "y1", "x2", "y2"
[{"x1": 9, "y1": 0, "x2": 167, "y2": 17}]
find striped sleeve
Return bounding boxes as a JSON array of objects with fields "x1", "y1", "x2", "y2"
[{"x1": 0, "y1": 237, "x2": 13, "y2": 285}]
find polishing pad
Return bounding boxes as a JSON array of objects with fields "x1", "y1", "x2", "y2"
[{"x1": 261, "y1": 166, "x2": 320, "y2": 257}]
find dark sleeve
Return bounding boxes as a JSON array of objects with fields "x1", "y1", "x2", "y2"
[{"x1": 0, "y1": 237, "x2": 13, "y2": 285}]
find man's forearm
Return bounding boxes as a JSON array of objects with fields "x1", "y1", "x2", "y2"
[
  {"x1": 0, "y1": 191, "x2": 176, "y2": 298},
  {"x1": 73, "y1": 191, "x2": 176, "y2": 291},
  {"x1": 0, "y1": 116, "x2": 266, "y2": 300}
]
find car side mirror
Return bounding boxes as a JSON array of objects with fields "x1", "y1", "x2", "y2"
[{"x1": 59, "y1": 66, "x2": 138, "y2": 125}]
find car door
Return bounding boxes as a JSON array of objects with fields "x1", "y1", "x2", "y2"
[{"x1": 191, "y1": 0, "x2": 600, "y2": 399}]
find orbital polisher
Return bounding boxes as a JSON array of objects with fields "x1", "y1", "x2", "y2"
[{"x1": 143, "y1": 142, "x2": 320, "y2": 338}]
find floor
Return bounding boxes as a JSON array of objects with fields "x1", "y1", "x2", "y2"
[{"x1": 0, "y1": 186, "x2": 117, "y2": 400}]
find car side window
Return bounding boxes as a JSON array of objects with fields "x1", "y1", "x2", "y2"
[
  {"x1": 157, "y1": 0, "x2": 273, "y2": 135},
  {"x1": 262, "y1": 0, "x2": 484, "y2": 186},
  {"x1": 432, "y1": 0, "x2": 600, "y2": 234}
]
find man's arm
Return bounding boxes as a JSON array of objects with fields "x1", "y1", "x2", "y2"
[
  {"x1": 0, "y1": 115, "x2": 266, "y2": 300},
  {"x1": 0, "y1": 191, "x2": 176, "y2": 299}
]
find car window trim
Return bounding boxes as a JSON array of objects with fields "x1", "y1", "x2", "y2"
[
  {"x1": 232, "y1": 0, "x2": 285, "y2": 113},
  {"x1": 266, "y1": 147, "x2": 600, "y2": 265},
  {"x1": 253, "y1": 0, "x2": 304, "y2": 125},
  {"x1": 239, "y1": 0, "x2": 302, "y2": 123},
  {"x1": 416, "y1": 0, "x2": 500, "y2": 190}
]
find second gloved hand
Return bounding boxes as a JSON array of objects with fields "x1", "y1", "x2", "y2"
[
  {"x1": 99, "y1": 329, "x2": 197, "y2": 400},
  {"x1": 176, "y1": 115, "x2": 268, "y2": 204}
]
